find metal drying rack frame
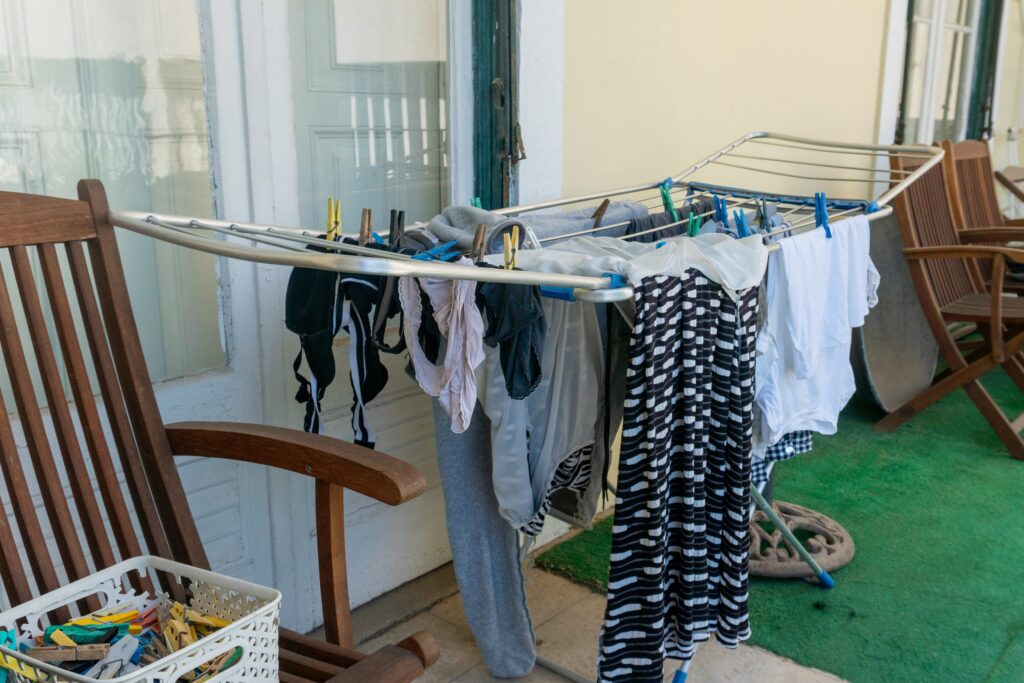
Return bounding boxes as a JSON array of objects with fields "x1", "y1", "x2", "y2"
[{"x1": 107, "y1": 131, "x2": 943, "y2": 307}]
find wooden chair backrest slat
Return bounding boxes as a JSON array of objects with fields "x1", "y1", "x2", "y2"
[
  {"x1": 943, "y1": 139, "x2": 1005, "y2": 231},
  {"x1": 38, "y1": 244, "x2": 146, "y2": 569},
  {"x1": 0, "y1": 182, "x2": 207, "y2": 613},
  {"x1": 891, "y1": 153, "x2": 979, "y2": 310}
]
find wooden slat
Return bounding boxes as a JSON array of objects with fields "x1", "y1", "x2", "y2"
[
  {"x1": 280, "y1": 674, "x2": 318, "y2": 683},
  {"x1": 64, "y1": 241, "x2": 174, "y2": 564},
  {"x1": 0, "y1": 193, "x2": 95, "y2": 247},
  {"x1": 37, "y1": 244, "x2": 144, "y2": 566},
  {"x1": 10, "y1": 245, "x2": 115, "y2": 571},
  {"x1": 316, "y1": 481, "x2": 352, "y2": 648},
  {"x1": 280, "y1": 649, "x2": 344, "y2": 681},
  {"x1": 77, "y1": 180, "x2": 208, "y2": 569},
  {"x1": 0, "y1": 391, "x2": 44, "y2": 608},
  {"x1": 0, "y1": 261, "x2": 96, "y2": 610},
  {"x1": 279, "y1": 629, "x2": 363, "y2": 669}
]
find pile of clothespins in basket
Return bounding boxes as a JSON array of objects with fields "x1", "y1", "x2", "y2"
[{"x1": 0, "y1": 600, "x2": 239, "y2": 680}]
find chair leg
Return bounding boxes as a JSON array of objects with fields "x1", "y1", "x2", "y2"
[
  {"x1": 875, "y1": 367, "x2": 970, "y2": 432},
  {"x1": 963, "y1": 380, "x2": 1024, "y2": 460},
  {"x1": 1004, "y1": 354, "x2": 1024, "y2": 394}
]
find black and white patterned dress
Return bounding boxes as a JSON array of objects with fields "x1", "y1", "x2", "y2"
[{"x1": 598, "y1": 272, "x2": 759, "y2": 682}]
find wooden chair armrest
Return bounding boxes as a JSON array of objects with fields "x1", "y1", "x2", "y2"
[
  {"x1": 903, "y1": 245, "x2": 1024, "y2": 265},
  {"x1": 164, "y1": 421, "x2": 426, "y2": 505},
  {"x1": 1004, "y1": 217, "x2": 1024, "y2": 228},
  {"x1": 996, "y1": 168, "x2": 1024, "y2": 203},
  {"x1": 958, "y1": 228, "x2": 1024, "y2": 244}
]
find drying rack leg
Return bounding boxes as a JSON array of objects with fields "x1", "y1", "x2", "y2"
[{"x1": 750, "y1": 484, "x2": 835, "y2": 588}]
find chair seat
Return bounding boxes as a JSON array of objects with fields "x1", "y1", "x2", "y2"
[{"x1": 943, "y1": 292, "x2": 1024, "y2": 322}]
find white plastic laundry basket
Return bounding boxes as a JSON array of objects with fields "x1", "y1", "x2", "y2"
[{"x1": 0, "y1": 555, "x2": 280, "y2": 683}]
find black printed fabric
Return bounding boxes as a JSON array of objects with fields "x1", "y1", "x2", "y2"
[{"x1": 598, "y1": 273, "x2": 759, "y2": 682}]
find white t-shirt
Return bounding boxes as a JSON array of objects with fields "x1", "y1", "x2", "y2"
[{"x1": 754, "y1": 215, "x2": 880, "y2": 453}]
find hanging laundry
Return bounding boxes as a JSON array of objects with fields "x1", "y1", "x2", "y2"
[
  {"x1": 622, "y1": 211, "x2": 678, "y2": 242},
  {"x1": 751, "y1": 430, "x2": 814, "y2": 488},
  {"x1": 475, "y1": 295, "x2": 604, "y2": 535},
  {"x1": 426, "y1": 201, "x2": 650, "y2": 251},
  {"x1": 399, "y1": 257, "x2": 485, "y2": 433},
  {"x1": 285, "y1": 239, "x2": 390, "y2": 445},
  {"x1": 753, "y1": 215, "x2": 879, "y2": 453},
  {"x1": 474, "y1": 263, "x2": 546, "y2": 400},
  {"x1": 598, "y1": 273, "x2": 761, "y2": 682},
  {"x1": 430, "y1": 402, "x2": 538, "y2": 678}
]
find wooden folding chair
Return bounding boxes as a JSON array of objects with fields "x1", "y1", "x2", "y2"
[
  {"x1": 0, "y1": 181, "x2": 438, "y2": 682},
  {"x1": 875, "y1": 154, "x2": 1024, "y2": 460}
]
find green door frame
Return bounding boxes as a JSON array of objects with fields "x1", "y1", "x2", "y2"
[{"x1": 472, "y1": 0, "x2": 522, "y2": 210}]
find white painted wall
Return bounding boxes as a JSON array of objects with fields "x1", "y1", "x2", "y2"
[{"x1": 515, "y1": 0, "x2": 565, "y2": 206}]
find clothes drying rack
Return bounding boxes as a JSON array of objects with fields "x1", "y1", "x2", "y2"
[{"x1": 104, "y1": 131, "x2": 943, "y2": 683}]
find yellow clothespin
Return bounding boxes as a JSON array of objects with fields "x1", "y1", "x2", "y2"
[
  {"x1": 510, "y1": 225, "x2": 519, "y2": 268},
  {"x1": 503, "y1": 232, "x2": 512, "y2": 270},
  {"x1": 326, "y1": 197, "x2": 334, "y2": 239},
  {"x1": 49, "y1": 629, "x2": 77, "y2": 647}
]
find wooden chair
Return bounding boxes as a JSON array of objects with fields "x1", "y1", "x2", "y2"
[
  {"x1": 941, "y1": 140, "x2": 1024, "y2": 233},
  {"x1": 874, "y1": 154, "x2": 1024, "y2": 459},
  {"x1": 0, "y1": 181, "x2": 438, "y2": 682}
]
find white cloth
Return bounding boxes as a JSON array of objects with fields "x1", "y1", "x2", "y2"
[
  {"x1": 399, "y1": 257, "x2": 485, "y2": 433},
  {"x1": 489, "y1": 233, "x2": 769, "y2": 297},
  {"x1": 754, "y1": 216, "x2": 880, "y2": 454},
  {"x1": 475, "y1": 297, "x2": 604, "y2": 531}
]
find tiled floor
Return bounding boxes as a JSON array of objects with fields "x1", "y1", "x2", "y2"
[{"x1": 350, "y1": 561, "x2": 845, "y2": 682}]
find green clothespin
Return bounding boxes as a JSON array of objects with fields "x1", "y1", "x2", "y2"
[
  {"x1": 687, "y1": 211, "x2": 697, "y2": 237},
  {"x1": 470, "y1": 197, "x2": 482, "y2": 209},
  {"x1": 659, "y1": 179, "x2": 679, "y2": 222},
  {"x1": 0, "y1": 628, "x2": 15, "y2": 683}
]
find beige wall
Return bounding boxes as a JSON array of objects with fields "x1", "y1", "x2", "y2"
[{"x1": 562, "y1": 0, "x2": 894, "y2": 199}]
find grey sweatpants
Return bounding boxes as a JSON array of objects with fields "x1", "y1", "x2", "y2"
[{"x1": 432, "y1": 401, "x2": 536, "y2": 677}]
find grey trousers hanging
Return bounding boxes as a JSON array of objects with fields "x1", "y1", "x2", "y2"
[{"x1": 431, "y1": 400, "x2": 536, "y2": 677}]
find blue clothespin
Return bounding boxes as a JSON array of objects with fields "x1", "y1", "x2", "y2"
[
  {"x1": 733, "y1": 209, "x2": 749, "y2": 237},
  {"x1": 412, "y1": 240, "x2": 460, "y2": 261},
  {"x1": 713, "y1": 196, "x2": 728, "y2": 224},
  {"x1": 815, "y1": 192, "x2": 832, "y2": 239},
  {"x1": 660, "y1": 178, "x2": 679, "y2": 222}
]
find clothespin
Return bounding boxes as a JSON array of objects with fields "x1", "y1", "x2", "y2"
[
  {"x1": 471, "y1": 224, "x2": 487, "y2": 262},
  {"x1": 503, "y1": 232, "x2": 513, "y2": 270},
  {"x1": 815, "y1": 192, "x2": 832, "y2": 238},
  {"x1": 510, "y1": 225, "x2": 519, "y2": 268},
  {"x1": 659, "y1": 179, "x2": 679, "y2": 222},
  {"x1": 733, "y1": 209, "x2": 749, "y2": 238},
  {"x1": 714, "y1": 196, "x2": 728, "y2": 224},
  {"x1": 388, "y1": 209, "x2": 398, "y2": 246},
  {"x1": 412, "y1": 240, "x2": 460, "y2": 262},
  {"x1": 687, "y1": 210, "x2": 698, "y2": 237},
  {"x1": 327, "y1": 198, "x2": 342, "y2": 240},
  {"x1": 359, "y1": 208, "x2": 372, "y2": 247},
  {"x1": 395, "y1": 210, "x2": 405, "y2": 245},
  {"x1": 592, "y1": 198, "x2": 611, "y2": 229},
  {"x1": 470, "y1": 196, "x2": 483, "y2": 209}
]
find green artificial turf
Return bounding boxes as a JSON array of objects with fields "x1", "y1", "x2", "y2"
[{"x1": 535, "y1": 370, "x2": 1024, "y2": 682}]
